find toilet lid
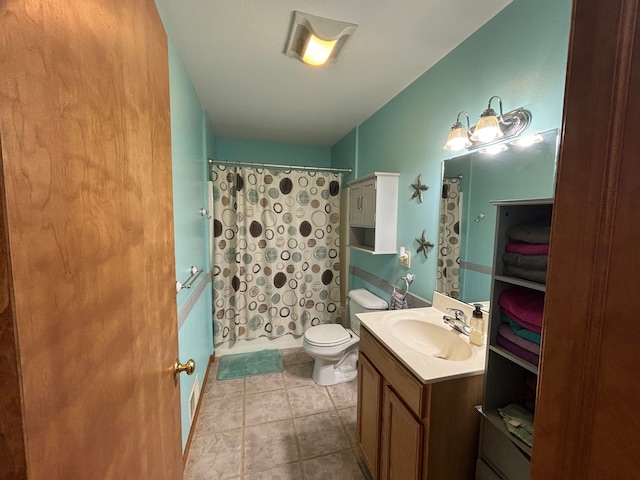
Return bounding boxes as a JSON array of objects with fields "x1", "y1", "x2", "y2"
[{"x1": 305, "y1": 324, "x2": 351, "y2": 347}]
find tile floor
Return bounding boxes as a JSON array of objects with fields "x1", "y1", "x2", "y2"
[{"x1": 184, "y1": 347, "x2": 367, "y2": 480}]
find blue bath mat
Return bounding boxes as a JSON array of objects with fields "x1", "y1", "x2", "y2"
[{"x1": 217, "y1": 349, "x2": 283, "y2": 380}]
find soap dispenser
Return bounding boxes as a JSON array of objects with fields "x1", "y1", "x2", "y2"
[{"x1": 469, "y1": 304, "x2": 485, "y2": 346}]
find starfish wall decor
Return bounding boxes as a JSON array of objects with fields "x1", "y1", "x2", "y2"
[
  {"x1": 411, "y1": 174, "x2": 429, "y2": 203},
  {"x1": 415, "y1": 230, "x2": 435, "y2": 259}
]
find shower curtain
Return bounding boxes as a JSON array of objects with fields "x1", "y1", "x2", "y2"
[
  {"x1": 209, "y1": 165, "x2": 342, "y2": 347},
  {"x1": 437, "y1": 178, "x2": 462, "y2": 299}
]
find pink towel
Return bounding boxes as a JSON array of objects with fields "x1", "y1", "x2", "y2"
[
  {"x1": 498, "y1": 287, "x2": 545, "y2": 334},
  {"x1": 505, "y1": 242, "x2": 549, "y2": 255}
]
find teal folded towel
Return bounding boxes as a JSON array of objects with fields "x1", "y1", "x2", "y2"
[
  {"x1": 499, "y1": 403, "x2": 534, "y2": 447},
  {"x1": 501, "y1": 313, "x2": 541, "y2": 345}
]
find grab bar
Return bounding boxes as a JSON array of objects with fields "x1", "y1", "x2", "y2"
[{"x1": 176, "y1": 266, "x2": 204, "y2": 293}]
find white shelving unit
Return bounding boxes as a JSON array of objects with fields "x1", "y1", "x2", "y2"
[{"x1": 347, "y1": 172, "x2": 399, "y2": 255}]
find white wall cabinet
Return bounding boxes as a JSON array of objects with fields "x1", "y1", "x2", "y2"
[
  {"x1": 477, "y1": 198, "x2": 553, "y2": 480},
  {"x1": 348, "y1": 172, "x2": 399, "y2": 254}
]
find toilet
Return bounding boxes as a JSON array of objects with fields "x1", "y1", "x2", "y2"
[{"x1": 303, "y1": 289, "x2": 388, "y2": 386}]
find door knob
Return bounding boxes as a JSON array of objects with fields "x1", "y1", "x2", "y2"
[{"x1": 174, "y1": 358, "x2": 195, "y2": 383}]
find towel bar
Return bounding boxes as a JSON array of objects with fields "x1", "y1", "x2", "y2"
[
  {"x1": 393, "y1": 273, "x2": 414, "y2": 299},
  {"x1": 176, "y1": 266, "x2": 204, "y2": 293}
]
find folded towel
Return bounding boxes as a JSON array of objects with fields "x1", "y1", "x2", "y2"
[
  {"x1": 501, "y1": 313, "x2": 541, "y2": 344},
  {"x1": 505, "y1": 219, "x2": 551, "y2": 244},
  {"x1": 390, "y1": 290, "x2": 408, "y2": 310},
  {"x1": 505, "y1": 241, "x2": 549, "y2": 255},
  {"x1": 499, "y1": 287, "x2": 545, "y2": 333},
  {"x1": 496, "y1": 332, "x2": 540, "y2": 366},
  {"x1": 503, "y1": 264, "x2": 547, "y2": 284},
  {"x1": 503, "y1": 252, "x2": 548, "y2": 270},
  {"x1": 498, "y1": 404, "x2": 535, "y2": 447},
  {"x1": 498, "y1": 324, "x2": 540, "y2": 355}
]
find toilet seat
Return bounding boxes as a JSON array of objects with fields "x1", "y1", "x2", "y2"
[{"x1": 304, "y1": 324, "x2": 352, "y2": 347}]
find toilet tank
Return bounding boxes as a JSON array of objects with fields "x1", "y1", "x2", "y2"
[{"x1": 348, "y1": 289, "x2": 388, "y2": 336}]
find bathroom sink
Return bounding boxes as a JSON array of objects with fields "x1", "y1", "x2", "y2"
[{"x1": 392, "y1": 320, "x2": 473, "y2": 361}]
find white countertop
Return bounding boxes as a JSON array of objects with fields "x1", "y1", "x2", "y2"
[{"x1": 357, "y1": 300, "x2": 487, "y2": 384}]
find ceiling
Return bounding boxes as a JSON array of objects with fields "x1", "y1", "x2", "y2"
[{"x1": 156, "y1": 0, "x2": 512, "y2": 147}]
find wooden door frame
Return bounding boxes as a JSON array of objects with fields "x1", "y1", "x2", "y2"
[{"x1": 532, "y1": 0, "x2": 640, "y2": 477}]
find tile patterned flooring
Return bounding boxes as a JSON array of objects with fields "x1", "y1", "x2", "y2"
[{"x1": 184, "y1": 347, "x2": 366, "y2": 480}]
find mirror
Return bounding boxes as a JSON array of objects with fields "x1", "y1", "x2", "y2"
[{"x1": 437, "y1": 128, "x2": 560, "y2": 303}]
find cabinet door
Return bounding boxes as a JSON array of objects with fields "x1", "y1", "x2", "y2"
[
  {"x1": 350, "y1": 183, "x2": 363, "y2": 226},
  {"x1": 357, "y1": 354, "x2": 382, "y2": 479},
  {"x1": 360, "y1": 178, "x2": 377, "y2": 227},
  {"x1": 380, "y1": 386, "x2": 423, "y2": 480}
]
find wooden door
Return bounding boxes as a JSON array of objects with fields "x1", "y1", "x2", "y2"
[
  {"x1": 357, "y1": 353, "x2": 382, "y2": 479},
  {"x1": 379, "y1": 386, "x2": 422, "y2": 480},
  {"x1": 532, "y1": 0, "x2": 640, "y2": 478},
  {"x1": 0, "y1": 1, "x2": 182, "y2": 479}
]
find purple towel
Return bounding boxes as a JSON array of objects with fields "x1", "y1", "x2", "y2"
[
  {"x1": 498, "y1": 324, "x2": 540, "y2": 355},
  {"x1": 499, "y1": 287, "x2": 544, "y2": 334},
  {"x1": 390, "y1": 290, "x2": 408, "y2": 310},
  {"x1": 505, "y1": 242, "x2": 549, "y2": 255},
  {"x1": 496, "y1": 333, "x2": 540, "y2": 366}
]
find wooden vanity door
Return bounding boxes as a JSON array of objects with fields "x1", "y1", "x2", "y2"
[
  {"x1": 358, "y1": 353, "x2": 382, "y2": 479},
  {"x1": 379, "y1": 385, "x2": 423, "y2": 480}
]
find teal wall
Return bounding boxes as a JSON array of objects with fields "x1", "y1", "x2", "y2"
[
  {"x1": 216, "y1": 136, "x2": 331, "y2": 167},
  {"x1": 159, "y1": 0, "x2": 571, "y2": 452},
  {"x1": 170, "y1": 41, "x2": 209, "y2": 310},
  {"x1": 177, "y1": 283, "x2": 213, "y2": 450},
  {"x1": 337, "y1": 0, "x2": 572, "y2": 303},
  {"x1": 330, "y1": 129, "x2": 357, "y2": 184},
  {"x1": 168, "y1": 41, "x2": 214, "y2": 451}
]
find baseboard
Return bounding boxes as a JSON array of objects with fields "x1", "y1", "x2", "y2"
[{"x1": 182, "y1": 354, "x2": 215, "y2": 465}]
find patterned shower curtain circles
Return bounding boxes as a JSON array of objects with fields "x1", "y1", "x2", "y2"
[
  {"x1": 210, "y1": 165, "x2": 342, "y2": 347},
  {"x1": 437, "y1": 177, "x2": 461, "y2": 299}
]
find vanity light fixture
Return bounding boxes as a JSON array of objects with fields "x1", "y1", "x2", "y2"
[
  {"x1": 443, "y1": 111, "x2": 472, "y2": 151},
  {"x1": 471, "y1": 96, "x2": 504, "y2": 142},
  {"x1": 442, "y1": 96, "x2": 532, "y2": 152},
  {"x1": 283, "y1": 11, "x2": 358, "y2": 67},
  {"x1": 510, "y1": 133, "x2": 544, "y2": 147},
  {"x1": 479, "y1": 143, "x2": 509, "y2": 155}
]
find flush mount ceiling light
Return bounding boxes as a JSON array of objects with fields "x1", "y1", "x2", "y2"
[
  {"x1": 443, "y1": 96, "x2": 531, "y2": 152},
  {"x1": 283, "y1": 11, "x2": 358, "y2": 67}
]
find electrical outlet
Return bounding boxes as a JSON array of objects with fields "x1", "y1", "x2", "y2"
[{"x1": 400, "y1": 251, "x2": 411, "y2": 268}]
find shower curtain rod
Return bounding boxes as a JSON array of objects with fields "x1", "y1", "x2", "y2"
[{"x1": 208, "y1": 158, "x2": 352, "y2": 174}]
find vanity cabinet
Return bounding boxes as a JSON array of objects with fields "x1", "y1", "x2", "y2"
[
  {"x1": 357, "y1": 326, "x2": 483, "y2": 480},
  {"x1": 348, "y1": 172, "x2": 399, "y2": 254},
  {"x1": 380, "y1": 386, "x2": 423, "y2": 479},
  {"x1": 477, "y1": 199, "x2": 552, "y2": 480},
  {"x1": 358, "y1": 354, "x2": 382, "y2": 478}
]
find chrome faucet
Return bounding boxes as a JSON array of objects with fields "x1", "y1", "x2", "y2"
[{"x1": 443, "y1": 308, "x2": 470, "y2": 336}]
